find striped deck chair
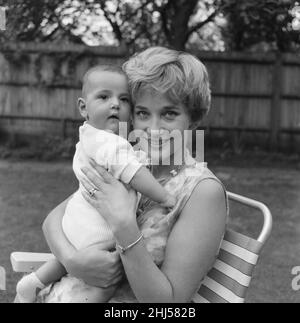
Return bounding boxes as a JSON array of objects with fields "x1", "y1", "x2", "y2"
[
  {"x1": 11, "y1": 192, "x2": 272, "y2": 303},
  {"x1": 192, "y1": 192, "x2": 272, "y2": 303}
]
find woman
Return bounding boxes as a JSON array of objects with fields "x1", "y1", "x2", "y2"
[{"x1": 39, "y1": 47, "x2": 229, "y2": 303}]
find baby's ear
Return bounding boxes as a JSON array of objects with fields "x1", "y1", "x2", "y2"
[{"x1": 78, "y1": 98, "x2": 88, "y2": 120}]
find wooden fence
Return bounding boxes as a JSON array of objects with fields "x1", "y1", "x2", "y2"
[{"x1": 0, "y1": 42, "x2": 300, "y2": 151}]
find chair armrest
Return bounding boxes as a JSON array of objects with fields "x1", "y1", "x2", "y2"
[
  {"x1": 227, "y1": 192, "x2": 273, "y2": 245},
  {"x1": 11, "y1": 252, "x2": 55, "y2": 273}
]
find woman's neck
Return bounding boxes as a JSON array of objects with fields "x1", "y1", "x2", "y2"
[{"x1": 151, "y1": 153, "x2": 186, "y2": 179}]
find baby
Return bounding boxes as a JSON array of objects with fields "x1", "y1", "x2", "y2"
[{"x1": 16, "y1": 64, "x2": 176, "y2": 303}]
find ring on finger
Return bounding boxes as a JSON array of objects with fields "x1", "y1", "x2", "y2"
[{"x1": 88, "y1": 188, "x2": 99, "y2": 198}]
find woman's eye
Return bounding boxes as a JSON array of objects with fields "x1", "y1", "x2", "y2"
[
  {"x1": 136, "y1": 111, "x2": 149, "y2": 119},
  {"x1": 121, "y1": 97, "x2": 130, "y2": 103},
  {"x1": 164, "y1": 112, "x2": 178, "y2": 119}
]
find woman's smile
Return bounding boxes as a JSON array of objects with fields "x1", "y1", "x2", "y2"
[{"x1": 148, "y1": 138, "x2": 172, "y2": 149}]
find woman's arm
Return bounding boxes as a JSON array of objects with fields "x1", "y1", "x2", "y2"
[
  {"x1": 81, "y1": 166, "x2": 227, "y2": 303},
  {"x1": 161, "y1": 180, "x2": 227, "y2": 301},
  {"x1": 117, "y1": 181, "x2": 226, "y2": 303},
  {"x1": 42, "y1": 197, "x2": 124, "y2": 288},
  {"x1": 130, "y1": 166, "x2": 175, "y2": 207}
]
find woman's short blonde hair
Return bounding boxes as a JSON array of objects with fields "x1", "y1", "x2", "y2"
[{"x1": 123, "y1": 47, "x2": 211, "y2": 128}]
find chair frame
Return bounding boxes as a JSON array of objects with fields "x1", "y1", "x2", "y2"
[{"x1": 226, "y1": 192, "x2": 272, "y2": 244}]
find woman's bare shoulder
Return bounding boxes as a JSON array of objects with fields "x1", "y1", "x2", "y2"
[
  {"x1": 181, "y1": 177, "x2": 227, "y2": 223},
  {"x1": 194, "y1": 177, "x2": 225, "y2": 200}
]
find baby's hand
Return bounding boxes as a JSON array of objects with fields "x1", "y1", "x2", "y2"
[{"x1": 159, "y1": 194, "x2": 177, "y2": 210}]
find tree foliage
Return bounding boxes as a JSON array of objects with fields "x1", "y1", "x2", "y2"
[
  {"x1": 220, "y1": 0, "x2": 300, "y2": 52},
  {"x1": 0, "y1": 0, "x2": 223, "y2": 51},
  {"x1": 0, "y1": 0, "x2": 299, "y2": 52},
  {"x1": 93, "y1": 0, "x2": 222, "y2": 51},
  {"x1": 0, "y1": 0, "x2": 84, "y2": 44}
]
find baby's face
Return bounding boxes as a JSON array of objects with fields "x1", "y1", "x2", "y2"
[{"x1": 82, "y1": 70, "x2": 131, "y2": 133}]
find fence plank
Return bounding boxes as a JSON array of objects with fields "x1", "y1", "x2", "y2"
[{"x1": 270, "y1": 53, "x2": 283, "y2": 150}]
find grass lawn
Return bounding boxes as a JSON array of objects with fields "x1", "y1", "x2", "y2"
[{"x1": 0, "y1": 159, "x2": 299, "y2": 303}]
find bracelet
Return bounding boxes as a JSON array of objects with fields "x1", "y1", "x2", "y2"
[{"x1": 116, "y1": 234, "x2": 144, "y2": 254}]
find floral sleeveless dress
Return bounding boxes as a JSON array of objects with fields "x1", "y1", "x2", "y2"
[{"x1": 38, "y1": 151, "x2": 229, "y2": 303}]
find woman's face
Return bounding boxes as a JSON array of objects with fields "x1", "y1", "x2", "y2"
[{"x1": 132, "y1": 87, "x2": 191, "y2": 164}]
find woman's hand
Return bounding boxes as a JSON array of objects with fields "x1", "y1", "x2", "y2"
[
  {"x1": 80, "y1": 160, "x2": 138, "y2": 233},
  {"x1": 64, "y1": 240, "x2": 124, "y2": 288}
]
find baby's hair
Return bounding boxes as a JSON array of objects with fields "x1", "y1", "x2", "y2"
[
  {"x1": 123, "y1": 47, "x2": 211, "y2": 128},
  {"x1": 82, "y1": 64, "x2": 126, "y2": 98}
]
